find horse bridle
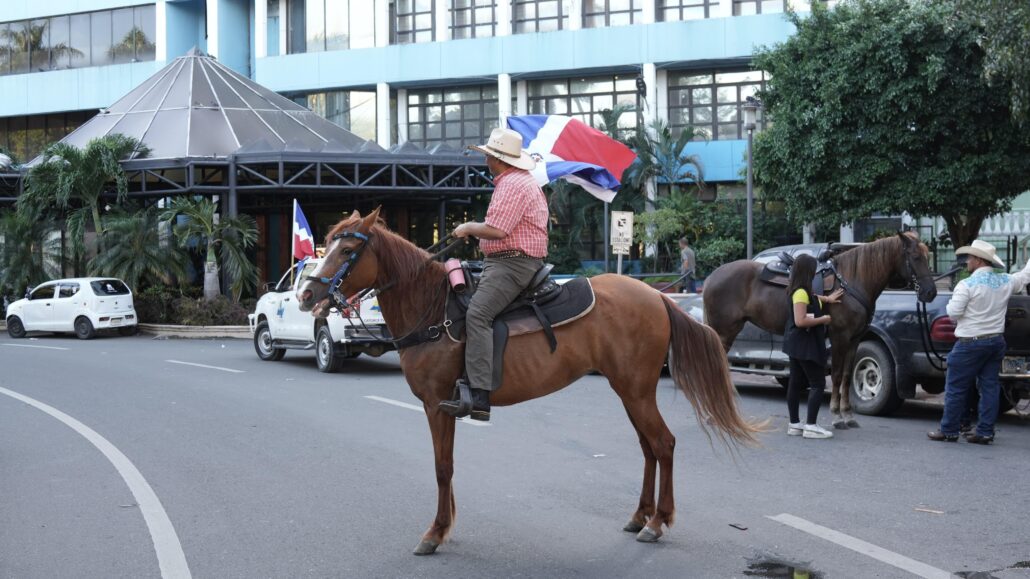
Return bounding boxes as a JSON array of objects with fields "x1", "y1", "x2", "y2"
[{"x1": 305, "y1": 231, "x2": 370, "y2": 306}]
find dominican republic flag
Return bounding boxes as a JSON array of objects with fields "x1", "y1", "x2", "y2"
[
  {"x1": 292, "y1": 199, "x2": 316, "y2": 260},
  {"x1": 506, "y1": 115, "x2": 637, "y2": 203}
]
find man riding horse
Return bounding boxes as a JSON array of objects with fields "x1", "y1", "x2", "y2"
[{"x1": 438, "y1": 127, "x2": 550, "y2": 421}]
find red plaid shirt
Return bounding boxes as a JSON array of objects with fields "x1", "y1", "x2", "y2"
[{"x1": 482, "y1": 168, "x2": 549, "y2": 258}]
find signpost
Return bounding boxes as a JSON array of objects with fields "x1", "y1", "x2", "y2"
[{"x1": 610, "y1": 211, "x2": 634, "y2": 275}]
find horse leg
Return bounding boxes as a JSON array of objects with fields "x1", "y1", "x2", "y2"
[
  {"x1": 829, "y1": 337, "x2": 847, "y2": 429},
  {"x1": 839, "y1": 344, "x2": 860, "y2": 427},
  {"x1": 622, "y1": 396, "x2": 676, "y2": 543},
  {"x1": 413, "y1": 406, "x2": 457, "y2": 555},
  {"x1": 620, "y1": 407, "x2": 656, "y2": 534}
]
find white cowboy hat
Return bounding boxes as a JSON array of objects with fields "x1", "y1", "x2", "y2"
[
  {"x1": 468, "y1": 127, "x2": 537, "y2": 171},
  {"x1": 955, "y1": 239, "x2": 1005, "y2": 268}
]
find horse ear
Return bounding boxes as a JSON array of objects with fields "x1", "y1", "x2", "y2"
[
  {"x1": 897, "y1": 231, "x2": 913, "y2": 246},
  {"x1": 349, "y1": 209, "x2": 360, "y2": 220},
  {"x1": 359, "y1": 206, "x2": 382, "y2": 233}
]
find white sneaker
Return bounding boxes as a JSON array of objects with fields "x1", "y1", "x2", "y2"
[
  {"x1": 787, "y1": 422, "x2": 803, "y2": 436},
  {"x1": 802, "y1": 424, "x2": 834, "y2": 439}
]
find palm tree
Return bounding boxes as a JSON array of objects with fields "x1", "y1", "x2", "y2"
[
  {"x1": 20, "y1": 134, "x2": 147, "y2": 263},
  {"x1": 624, "y1": 118, "x2": 706, "y2": 198},
  {"x1": 0, "y1": 209, "x2": 62, "y2": 299},
  {"x1": 89, "y1": 207, "x2": 188, "y2": 293},
  {"x1": 160, "y1": 197, "x2": 259, "y2": 302}
]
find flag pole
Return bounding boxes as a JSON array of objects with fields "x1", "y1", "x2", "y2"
[{"x1": 290, "y1": 199, "x2": 297, "y2": 288}]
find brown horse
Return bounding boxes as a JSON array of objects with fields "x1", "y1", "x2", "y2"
[
  {"x1": 296, "y1": 208, "x2": 762, "y2": 555},
  {"x1": 702, "y1": 232, "x2": 937, "y2": 428}
]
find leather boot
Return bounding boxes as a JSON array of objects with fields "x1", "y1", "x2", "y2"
[{"x1": 439, "y1": 380, "x2": 491, "y2": 422}]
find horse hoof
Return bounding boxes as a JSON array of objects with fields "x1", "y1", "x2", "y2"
[
  {"x1": 636, "y1": 527, "x2": 662, "y2": 543},
  {"x1": 832, "y1": 420, "x2": 849, "y2": 430},
  {"x1": 413, "y1": 539, "x2": 440, "y2": 556},
  {"x1": 623, "y1": 520, "x2": 645, "y2": 533}
]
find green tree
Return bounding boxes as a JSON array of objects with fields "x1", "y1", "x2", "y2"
[
  {"x1": 89, "y1": 207, "x2": 189, "y2": 293},
  {"x1": 957, "y1": 0, "x2": 1030, "y2": 125},
  {"x1": 160, "y1": 197, "x2": 258, "y2": 302},
  {"x1": 20, "y1": 135, "x2": 147, "y2": 262},
  {"x1": 0, "y1": 209, "x2": 62, "y2": 299},
  {"x1": 752, "y1": 0, "x2": 1030, "y2": 249}
]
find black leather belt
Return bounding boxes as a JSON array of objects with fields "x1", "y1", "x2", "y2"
[
  {"x1": 486, "y1": 250, "x2": 539, "y2": 259},
  {"x1": 957, "y1": 333, "x2": 1002, "y2": 343}
]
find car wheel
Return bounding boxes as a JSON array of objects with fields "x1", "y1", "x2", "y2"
[
  {"x1": 316, "y1": 326, "x2": 343, "y2": 373},
  {"x1": 74, "y1": 317, "x2": 96, "y2": 340},
  {"x1": 118, "y1": 325, "x2": 138, "y2": 337},
  {"x1": 850, "y1": 341, "x2": 903, "y2": 416},
  {"x1": 254, "y1": 322, "x2": 285, "y2": 361},
  {"x1": 7, "y1": 316, "x2": 26, "y2": 339}
]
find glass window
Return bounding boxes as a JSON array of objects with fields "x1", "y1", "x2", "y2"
[
  {"x1": 407, "y1": 85, "x2": 498, "y2": 149},
  {"x1": 91, "y1": 279, "x2": 131, "y2": 295},
  {"x1": 69, "y1": 13, "x2": 91, "y2": 68},
  {"x1": 267, "y1": 0, "x2": 281, "y2": 56},
  {"x1": 528, "y1": 75, "x2": 639, "y2": 139},
  {"x1": 8, "y1": 116, "x2": 27, "y2": 161},
  {"x1": 393, "y1": 0, "x2": 434, "y2": 44},
  {"x1": 25, "y1": 114, "x2": 45, "y2": 157},
  {"x1": 732, "y1": 0, "x2": 784, "y2": 15},
  {"x1": 287, "y1": 0, "x2": 375, "y2": 53},
  {"x1": 299, "y1": 89, "x2": 377, "y2": 141},
  {"x1": 350, "y1": 1, "x2": 376, "y2": 48},
  {"x1": 658, "y1": 0, "x2": 712, "y2": 21},
  {"x1": 513, "y1": 0, "x2": 567, "y2": 33},
  {"x1": 582, "y1": 0, "x2": 641, "y2": 28},
  {"x1": 667, "y1": 68, "x2": 768, "y2": 140},
  {"x1": 306, "y1": 0, "x2": 326, "y2": 51},
  {"x1": 288, "y1": 0, "x2": 308, "y2": 54},
  {"x1": 10, "y1": 21, "x2": 31, "y2": 74},
  {"x1": 58, "y1": 283, "x2": 80, "y2": 298},
  {"x1": 90, "y1": 11, "x2": 112, "y2": 66},
  {"x1": 28, "y1": 19, "x2": 50, "y2": 72},
  {"x1": 110, "y1": 8, "x2": 134, "y2": 64},
  {"x1": 48, "y1": 16, "x2": 70, "y2": 69},
  {"x1": 0, "y1": 24, "x2": 10, "y2": 75},
  {"x1": 326, "y1": 0, "x2": 349, "y2": 51},
  {"x1": 30, "y1": 285, "x2": 56, "y2": 300},
  {"x1": 133, "y1": 5, "x2": 156, "y2": 61},
  {"x1": 451, "y1": 0, "x2": 496, "y2": 39}
]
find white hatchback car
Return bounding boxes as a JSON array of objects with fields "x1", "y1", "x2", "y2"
[{"x1": 6, "y1": 278, "x2": 138, "y2": 339}]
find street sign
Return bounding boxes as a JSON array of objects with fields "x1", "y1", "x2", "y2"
[{"x1": 611, "y1": 211, "x2": 634, "y2": 256}]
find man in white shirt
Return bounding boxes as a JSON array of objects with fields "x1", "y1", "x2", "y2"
[{"x1": 928, "y1": 240, "x2": 1030, "y2": 444}]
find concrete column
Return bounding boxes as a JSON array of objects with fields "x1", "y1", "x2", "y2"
[
  {"x1": 655, "y1": 69, "x2": 668, "y2": 124},
  {"x1": 207, "y1": 0, "x2": 219, "y2": 58},
  {"x1": 498, "y1": 73, "x2": 512, "y2": 128},
  {"x1": 255, "y1": 0, "x2": 267, "y2": 58},
  {"x1": 641, "y1": 0, "x2": 655, "y2": 24},
  {"x1": 279, "y1": 0, "x2": 287, "y2": 55},
  {"x1": 803, "y1": 223, "x2": 816, "y2": 244},
  {"x1": 155, "y1": 1, "x2": 168, "y2": 61},
  {"x1": 375, "y1": 0, "x2": 390, "y2": 47},
  {"x1": 642, "y1": 63, "x2": 657, "y2": 132},
  {"x1": 711, "y1": 0, "x2": 733, "y2": 18},
  {"x1": 397, "y1": 89, "x2": 409, "y2": 143},
  {"x1": 496, "y1": 0, "x2": 512, "y2": 36},
  {"x1": 436, "y1": 0, "x2": 450, "y2": 41},
  {"x1": 516, "y1": 80, "x2": 528, "y2": 115},
  {"x1": 839, "y1": 224, "x2": 855, "y2": 244},
  {"x1": 377, "y1": 82, "x2": 392, "y2": 147},
  {"x1": 568, "y1": 0, "x2": 582, "y2": 30}
]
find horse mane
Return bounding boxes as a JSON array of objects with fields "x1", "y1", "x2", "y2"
[
  {"x1": 833, "y1": 231, "x2": 928, "y2": 282},
  {"x1": 327, "y1": 215, "x2": 447, "y2": 314}
]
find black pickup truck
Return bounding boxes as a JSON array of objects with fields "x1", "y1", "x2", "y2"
[{"x1": 673, "y1": 288, "x2": 1030, "y2": 417}]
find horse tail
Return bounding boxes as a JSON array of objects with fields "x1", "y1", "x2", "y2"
[{"x1": 661, "y1": 296, "x2": 766, "y2": 447}]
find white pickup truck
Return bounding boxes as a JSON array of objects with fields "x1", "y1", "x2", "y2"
[{"x1": 248, "y1": 259, "x2": 393, "y2": 372}]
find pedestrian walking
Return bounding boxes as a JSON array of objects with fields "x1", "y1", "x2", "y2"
[
  {"x1": 782, "y1": 254, "x2": 843, "y2": 439},
  {"x1": 928, "y1": 240, "x2": 1030, "y2": 444},
  {"x1": 679, "y1": 238, "x2": 697, "y2": 293}
]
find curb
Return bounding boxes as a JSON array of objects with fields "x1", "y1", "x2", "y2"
[{"x1": 138, "y1": 323, "x2": 252, "y2": 339}]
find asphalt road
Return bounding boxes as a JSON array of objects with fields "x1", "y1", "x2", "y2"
[{"x1": 1, "y1": 333, "x2": 1028, "y2": 579}]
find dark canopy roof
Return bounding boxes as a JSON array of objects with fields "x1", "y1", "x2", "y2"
[{"x1": 59, "y1": 48, "x2": 373, "y2": 159}]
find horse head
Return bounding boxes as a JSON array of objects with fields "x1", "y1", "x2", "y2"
[
  {"x1": 896, "y1": 231, "x2": 937, "y2": 303},
  {"x1": 296, "y1": 207, "x2": 382, "y2": 318}
]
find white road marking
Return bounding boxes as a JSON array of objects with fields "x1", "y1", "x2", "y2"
[
  {"x1": 767, "y1": 513, "x2": 953, "y2": 579},
  {"x1": 0, "y1": 386, "x2": 191, "y2": 579},
  {"x1": 165, "y1": 360, "x2": 244, "y2": 374},
  {"x1": 364, "y1": 395, "x2": 492, "y2": 427},
  {"x1": 2, "y1": 343, "x2": 70, "y2": 351}
]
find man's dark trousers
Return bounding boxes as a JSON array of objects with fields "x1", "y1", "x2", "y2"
[{"x1": 939, "y1": 336, "x2": 1006, "y2": 438}]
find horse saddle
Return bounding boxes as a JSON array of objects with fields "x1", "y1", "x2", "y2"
[
  {"x1": 446, "y1": 261, "x2": 596, "y2": 389},
  {"x1": 759, "y1": 250, "x2": 836, "y2": 295}
]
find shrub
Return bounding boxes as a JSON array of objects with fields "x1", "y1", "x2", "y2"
[{"x1": 171, "y1": 296, "x2": 250, "y2": 326}]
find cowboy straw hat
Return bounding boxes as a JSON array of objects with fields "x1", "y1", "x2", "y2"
[
  {"x1": 468, "y1": 127, "x2": 537, "y2": 171},
  {"x1": 955, "y1": 239, "x2": 1006, "y2": 268}
]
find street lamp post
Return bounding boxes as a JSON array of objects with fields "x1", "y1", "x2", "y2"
[{"x1": 742, "y1": 97, "x2": 761, "y2": 260}]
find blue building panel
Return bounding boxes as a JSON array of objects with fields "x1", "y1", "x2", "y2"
[
  {"x1": 0, "y1": 62, "x2": 164, "y2": 118},
  {"x1": 2, "y1": 0, "x2": 152, "y2": 21},
  {"x1": 685, "y1": 139, "x2": 747, "y2": 183}
]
